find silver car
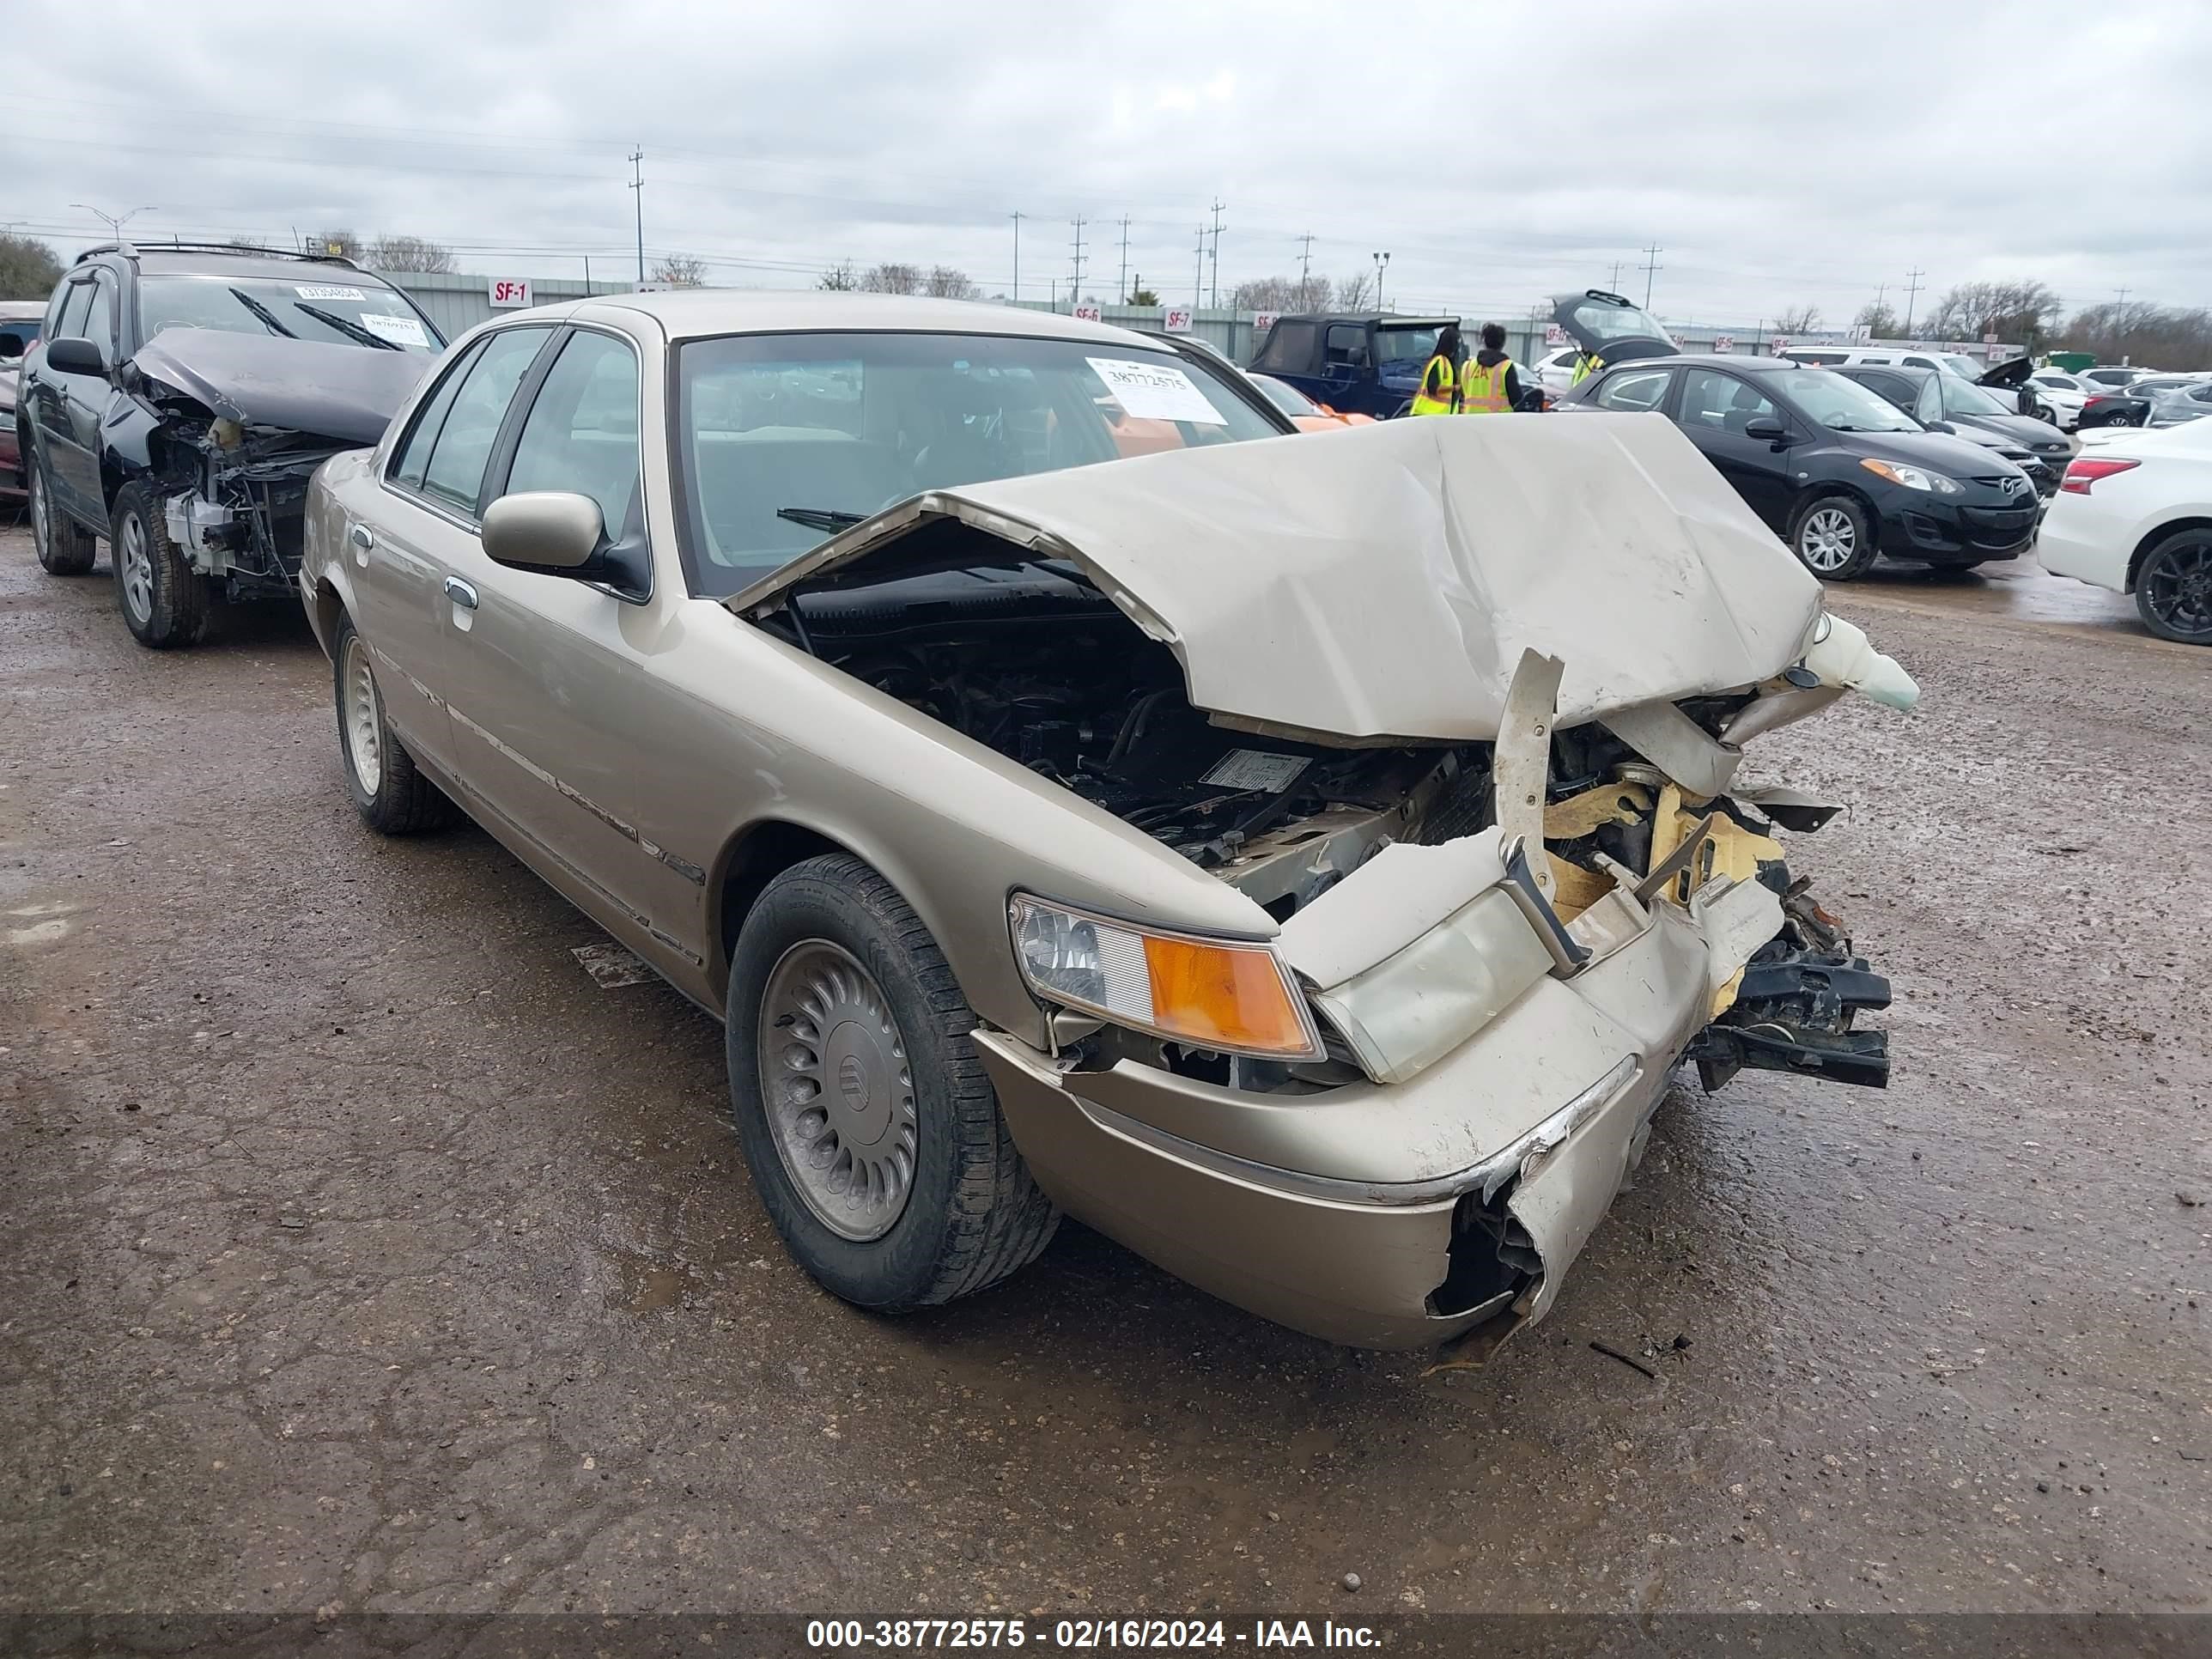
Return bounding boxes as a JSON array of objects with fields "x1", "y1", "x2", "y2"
[{"x1": 299, "y1": 293, "x2": 1917, "y2": 1349}]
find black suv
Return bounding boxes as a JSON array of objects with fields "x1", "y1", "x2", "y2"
[{"x1": 18, "y1": 242, "x2": 443, "y2": 647}]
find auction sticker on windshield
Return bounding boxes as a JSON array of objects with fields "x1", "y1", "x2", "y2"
[
  {"x1": 295, "y1": 285, "x2": 368, "y2": 301},
  {"x1": 357, "y1": 313, "x2": 429, "y2": 348},
  {"x1": 1087, "y1": 357, "x2": 1225, "y2": 424}
]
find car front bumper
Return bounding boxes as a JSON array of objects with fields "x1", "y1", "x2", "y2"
[
  {"x1": 975, "y1": 889, "x2": 1771, "y2": 1350},
  {"x1": 1877, "y1": 493, "x2": 2039, "y2": 563}
]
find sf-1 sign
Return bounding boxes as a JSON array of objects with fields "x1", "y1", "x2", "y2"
[{"x1": 489, "y1": 277, "x2": 533, "y2": 309}]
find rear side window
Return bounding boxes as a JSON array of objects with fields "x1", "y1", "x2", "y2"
[
  {"x1": 390, "y1": 336, "x2": 488, "y2": 490},
  {"x1": 501, "y1": 331, "x2": 642, "y2": 537},
  {"x1": 418, "y1": 327, "x2": 551, "y2": 514},
  {"x1": 1252, "y1": 321, "x2": 1317, "y2": 373},
  {"x1": 1593, "y1": 367, "x2": 1672, "y2": 412}
]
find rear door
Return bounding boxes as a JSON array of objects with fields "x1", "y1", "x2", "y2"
[
  {"x1": 1316, "y1": 323, "x2": 1372, "y2": 412},
  {"x1": 1672, "y1": 368, "x2": 1796, "y2": 531},
  {"x1": 1549, "y1": 289, "x2": 1679, "y2": 368},
  {"x1": 33, "y1": 276, "x2": 101, "y2": 520},
  {"x1": 361, "y1": 325, "x2": 558, "y2": 773}
]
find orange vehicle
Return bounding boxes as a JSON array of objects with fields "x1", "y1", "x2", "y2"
[{"x1": 1250, "y1": 372, "x2": 1376, "y2": 431}]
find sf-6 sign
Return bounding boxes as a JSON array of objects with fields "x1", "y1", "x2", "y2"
[{"x1": 489, "y1": 277, "x2": 533, "y2": 309}]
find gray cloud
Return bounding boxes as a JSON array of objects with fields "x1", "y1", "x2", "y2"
[{"x1": 6, "y1": 0, "x2": 2207, "y2": 328}]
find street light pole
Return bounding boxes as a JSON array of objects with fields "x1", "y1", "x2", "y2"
[
  {"x1": 71, "y1": 203, "x2": 153, "y2": 240},
  {"x1": 1371, "y1": 252, "x2": 1390, "y2": 311}
]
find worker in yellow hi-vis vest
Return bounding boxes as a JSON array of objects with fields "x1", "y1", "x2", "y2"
[
  {"x1": 1409, "y1": 324, "x2": 1461, "y2": 416},
  {"x1": 1458, "y1": 322, "x2": 1522, "y2": 413}
]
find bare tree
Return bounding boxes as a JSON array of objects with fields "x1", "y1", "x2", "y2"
[
  {"x1": 860, "y1": 262, "x2": 922, "y2": 295},
  {"x1": 817, "y1": 260, "x2": 860, "y2": 292},
  {"x1": 1923, "y1": 279, "x2": 2063, "y2": 344},
  {"x1": 1230, "y1": 273, "x2": 1334, "y2": 312},
  {"x1": 313, "y1": 228, "x2": 363, "y2": 260},
  {"x1": 368, "y1": 234, "x2": 457, "y2": 274},
  {"x1": 2063, "y1": 301, "x2": 2212, "y2": 371},
  {"x1": 648, "y1": 255, "x2": 708, "y2": 288},
  {"x1": 0, "y1": 233, "x2": 63, "y2": 300},
  {"x1": 923, "y1": 264, "x2": 978, "y2": 300},
  {"x1": 1775, "y1": 303, "x2": 1824, "y2": 334},
  {"x1": 1855, "y1": 299, "x2": 1900, "y2": 339},
  {"x1": 1333, "y1": 271, "x2": 1374, "y2": 310}
]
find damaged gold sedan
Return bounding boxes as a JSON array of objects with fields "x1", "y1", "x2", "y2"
[{"x1": 300, "y1": 295, "x2": 1915, "y2": 1349}]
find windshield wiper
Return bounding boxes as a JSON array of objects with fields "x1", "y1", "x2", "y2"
[
  {"x1": 295, "y1": 302, "x2": 402, "y2": 350},
  {"x1": 227, "y1": 287, "x2": 297, "y2": 339},
  {"x1": 775, "y1": 506, "x2": 868, "y2": 533}
]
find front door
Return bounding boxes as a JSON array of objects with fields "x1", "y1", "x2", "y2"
[
  {"x1": 1672, "y1": 367, "x2": 1796, "y2": 532},
  {"x1": 32, "y1": 276, "x2": 105, "y2": 522}
]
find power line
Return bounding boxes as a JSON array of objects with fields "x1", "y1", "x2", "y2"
[{"x1": 1639, "y1": 244, "x2": 1664, "y2": 308}]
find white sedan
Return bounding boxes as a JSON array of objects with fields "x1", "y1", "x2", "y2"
[
  {"x1": 2028, "y1": 370, "x2": 2091, "y2": 430},
  {"x1": 2039, "y1": 419, "x2": 2212, "y2": 644}
]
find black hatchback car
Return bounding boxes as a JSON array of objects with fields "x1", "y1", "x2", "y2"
[
  {"x1": 1828, "y1": 363, "x2": 2074, "y2": 498},
  {"x1": 1559, "y1": 355, "x2": 2039, "y2": 580}
]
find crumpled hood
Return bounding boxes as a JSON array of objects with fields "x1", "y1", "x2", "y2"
[
  {"x1": 728, "y1": 414, "x2": 1826, "y2": 744},
  {"x1": 131, "y1": 327, "x2": 434, "y2": 446}
]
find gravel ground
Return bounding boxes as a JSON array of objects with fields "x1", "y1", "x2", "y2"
[{"x1": 2, "y1": 523, "x2": 2207, "y2": 1623}]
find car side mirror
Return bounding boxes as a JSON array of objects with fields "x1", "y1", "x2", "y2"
[
  {"x1": 45, "y1": 336, "x2": 106, "y2": 376},
  {"x1": 1923, "y1": 419, "x2": 1955, "y2": 435},
  {"x1": 1743, "y1": 416, "x2": 1790, "y2": 443},
  {"x1": 482, "y1": 491, "x2": 606, "y2": 574}
]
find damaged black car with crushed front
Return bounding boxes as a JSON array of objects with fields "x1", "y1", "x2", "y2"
[{"x1": 17, "y1": 243, "x2": 442, "y2": 647}]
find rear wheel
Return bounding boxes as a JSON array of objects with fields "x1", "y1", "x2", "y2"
[
  {"x1": 110, "y1": 482, "x2": 210, "y2": 648},
  {"x1": 726, "y1": 854, "x2": 1058, "y2": 1312},
  {"x1": 2133, "y1": 529, "x2": 2212, "y2": 645},
  {"x1": 1789, "y1": 493, "x2": 1880, "y2": 581},
  {"x1": 29, "y1": 458, "x2": 97, "y2": 575},
  {"x1": 331, "y1": 613, "x2": 459, "y2": 832}
]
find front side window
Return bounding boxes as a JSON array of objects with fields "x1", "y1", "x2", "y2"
[
  {"x1": 1592, "y1": 367, "x2": 1672, "y2": 411},
  {"x1": 1252, "y1": 374, "x2": 1322, "y2": 417},
  {"x1": 1322, "y1": 325, "x2": 1368, "y2": 367},
  {"x1": 674, "y1": 331, "x2": 1280, "y2": 596},
  {"x1": 417, "y1": 327, "x2": 551, "y2": 514},
  {"x1": 503, "y1": 331, "x2": 641, "y2": 536},
  {"x1": 82, "y1": 273, "x2": 117, "y2": 353},
  {"x1": 1680, "y1": 369, "x2": 1776, "y2": 433},
  {"x1": 1373, "y1": 326, "x2": 1442, "y2": 366},
  {"x1": 1935, "y1": 374, "x2": 2011, "y2": 418},
  {"x1": 391, "y1": 336, "x2": 489, "y2": 489},
  {"x1": 54, "y1": 281, "x2": 94, "y2": 343},
  {"x1": 137, "y1": 273, "x2": 441, "y2": 354}
]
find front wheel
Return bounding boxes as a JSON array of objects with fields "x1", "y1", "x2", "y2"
[
  {"x1": 2134, "y1": 529, "x2": 2212, "y2": 645},
  {"x1": 110, "y1": 482, "x2": 210, "y2": 647},
  {"x1": 1789, "y1": 493, "x2": 1881, "y2": 581},
  {"x1": 726, "y1": 854, "x2": 1058, "y2": 1312},
  {"x1": 29, "y1": 458, "x2": 98, "y2": 575}
]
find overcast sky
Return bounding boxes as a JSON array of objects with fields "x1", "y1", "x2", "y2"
[{"x1": 7, "y1": 0, "x2": 2207, "y2": 329}]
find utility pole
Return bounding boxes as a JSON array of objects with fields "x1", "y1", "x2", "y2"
[
  {"x1": 1117, "y1": 216, "x2": 1131, "y2": 303},
  {"x1": 1194, "y1": 227, "x2": 1206, "y2": 308},
  {"x1": 1371, "y1": 252, "x2": 1390, "y2": 311},
  {"x1": 1011, "y1": 211, "x2": 1023, "y2": 303},
  {"x1": 1638, "y1": 243, "x2": 1664, "y2": 309},
  {"x1": 1297, "y1": 232, "x2": 1316, "y2": 291},
  {"x1": 1901, "y1": 266, "x2": 1925, "y2": 337},
  {"x1": 628, "y1": 149, "x2": 646, "y2": 284},
  {"x1": 1607, "y1": 259, "x2": 1626, "y2": 292},
  {"x1": 1068, "y1": 216, "x2": 1086, "y2": 307},
  {"x1": 2114, "y1": 286, "x2": 2131, "y2": 310},
  {"x1": 1207, "y1": 198, "x2": 1225, "y2": 309}
]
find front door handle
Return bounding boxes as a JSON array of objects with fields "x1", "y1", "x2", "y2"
[
  {"x1": 349, "y1": 524, "x2": 374, "y2": 551},
  {"x1": 443, "y1": 576, "x2": 478, "y2": 611}
]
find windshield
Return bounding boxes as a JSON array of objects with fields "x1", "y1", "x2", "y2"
[
  {"x1": 1252, "y1": 373, "x2": 1322, "y2": 416},
  {"x1": 1779, "y1": 368, "x2": 1921, "y2": 432},
  {"x1": 1374, "y1": 326, "x2": 1442, "y2": 366},
  {"x1": 675, "y1": 330, "x2": 1281, "y2": 596},
  {"x1": 137, "y1": 274, "x2": 441, "y2": 353}
]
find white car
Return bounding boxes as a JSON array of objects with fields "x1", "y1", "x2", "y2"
[
  {"x1": 2027, "y1": 370, "x2": 2091, "y2": 430},
  {"x1": 2038, "y1": 420, "x2": 2212, "y2": 644},
  {"x1": 1533, "y1": 345, "x2": 1583, "y2": 395}
]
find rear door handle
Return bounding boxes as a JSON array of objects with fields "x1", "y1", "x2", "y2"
[
  {"x1": 349, "y1": 524, "x2": 374, "y2": 550},
  {"x1": 443, "y1": 576, "x2": 478, "y2": 611}
]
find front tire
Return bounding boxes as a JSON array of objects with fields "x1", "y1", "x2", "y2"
[
  {"x1": 331, "y1": 613, "x2": 459, "y2": 833},
  {"x1": 726, "y1": 854, "x2": 1058, "y2": 1312},
  {"x1": 2133, "y1": 529, "x2": 2212, "y2": 646},
  {"x1": 29, "y1": 457, "x2": 98, "y2": 575},
  {"x1": 110, "y1": 482, "x2": 210, "y2": 647},
  {"x1": 1790, "y1": 492, "x2": 1881, "y2": 581}
]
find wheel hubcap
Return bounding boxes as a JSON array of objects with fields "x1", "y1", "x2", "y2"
[
  {"x1": 118, "y1": 512, "x2": 154, "y2": 623},
  {"x1": 2143, "y1": 539, "x2": 2212, "y2": 641},
  {"x1": 759, "y1": 941, "x2": 918, "y2": 1242},
  {"x1": 1801, "y1": 507, "x2": 1856, "y2": 573},
  {"x1": 341, "y1": 635, "x2": 384, "y2": 795},
  {"x1": 30, "y1": 472, "x2": 48, "y2": 555}
]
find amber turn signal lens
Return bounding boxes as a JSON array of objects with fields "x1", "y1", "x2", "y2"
[{"x1": 1141, "y1": 934, "x2": 1317, "y2": 1059}]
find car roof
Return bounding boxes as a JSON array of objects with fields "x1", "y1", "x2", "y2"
[
  {"x1": 119, "y1": 248, "x2": 399, "y2": 287},
  {"x1": 1835, "y1": 362, "x2": 1935, "y2": 380},
  {"x1": 1267, "y1": 313, "x2": 1456, "y2": 328},
  {"x1": 1622, "y1": 354, "x2": 1796, "y2": 372},
  {"x1": 566, "y1": 289, "x2": 1190, "y2": 347}
]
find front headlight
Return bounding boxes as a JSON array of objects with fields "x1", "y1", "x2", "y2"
[
  {"x1": 1860, "y1": 457, "x2": 1960, "y2": 495},
  {"x1": 1008, "y1": 895, "x2": 1323, "y2": 1061}
]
